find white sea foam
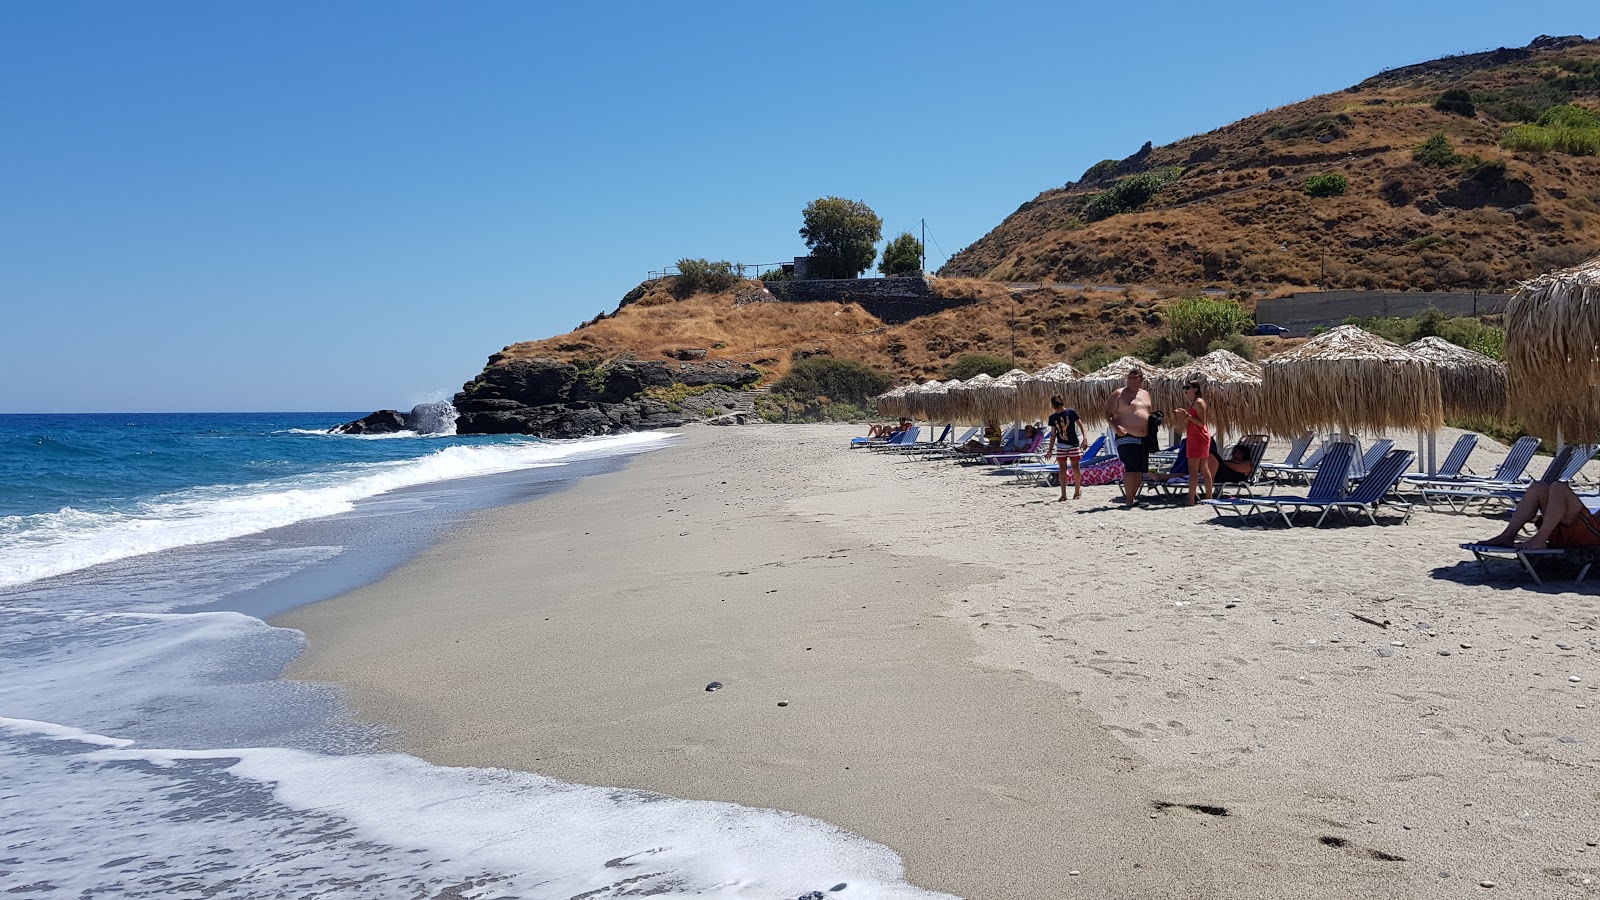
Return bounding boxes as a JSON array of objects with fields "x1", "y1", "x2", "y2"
[
  {"x1": 0, "y1": 719, "x2": 949, "y2": 899},
  {"x1": 0, "y1": 432, "x2": 675, "y2": 589}
]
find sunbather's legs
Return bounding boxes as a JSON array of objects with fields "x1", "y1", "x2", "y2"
[
  {"x1": 1481, "y1": 482, "x2": 1590, "y2": 549},
  {"x1": 1481, "y1": 483, "x2": 1549, "y2": 546},
  {"x1": 1521, "y1": 482, "x2": 1590, "y2": 550}
]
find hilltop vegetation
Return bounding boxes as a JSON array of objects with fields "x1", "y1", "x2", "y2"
[{"x1": 942, "y1": 35, "x2": 1600, "y2": 291}]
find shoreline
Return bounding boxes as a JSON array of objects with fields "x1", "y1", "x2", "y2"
[{"x1": 279, "y1": 424, "x2": 1598, "y2": 899}]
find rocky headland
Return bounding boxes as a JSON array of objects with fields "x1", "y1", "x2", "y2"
[{"x1": 450, "y1": 357, "x2": 760, "y2": 437}]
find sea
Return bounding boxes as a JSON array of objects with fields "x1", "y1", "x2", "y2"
[{"x1": 0, "y1": 409, "x2": 942, "y2": 899}]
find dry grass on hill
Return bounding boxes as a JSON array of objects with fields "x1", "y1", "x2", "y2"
[
  {"x1": 943, "y1": 37, "x2": 1600, "y2": 291},
  {"x1": 499, "y1": 278, "x2": 1285, "y2": 383}
]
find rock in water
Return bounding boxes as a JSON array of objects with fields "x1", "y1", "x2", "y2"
[{"x1": 330, "y1": 410, "x2": 408, "y2": 434}]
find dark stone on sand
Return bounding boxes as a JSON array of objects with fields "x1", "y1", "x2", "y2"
[
  {"x1": 705, "y1": 681, "x2": 723, "y2": 692},
  {"x1": 830, "y1": 885, "x2": 847, "y2": 893}
]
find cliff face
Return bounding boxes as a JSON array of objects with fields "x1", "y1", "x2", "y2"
[
  {"x1": 453, "y1": 357, "x2": 759, "y2": 437},
  {"x1": 940, "y1": 35, "x2": 1600, "y2": 290}
]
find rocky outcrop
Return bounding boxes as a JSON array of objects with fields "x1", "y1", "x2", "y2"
[
  {"x1": 453, "y1": 358, "x2": 760, "y2": 437},
  {"x1": 332, "y1": 409, "x2": 409, "y2": 434}
]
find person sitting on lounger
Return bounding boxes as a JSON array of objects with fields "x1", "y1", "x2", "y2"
[
  {"x1": 1477, "y1": 481, "x2": 1600, "y2": 550},
  {"x1": 1212, "y1": 443, "x2": 1257, "y2": 485},
  {"x1": 955, "y1": 424, "x2": 1005, "y2": 454}
]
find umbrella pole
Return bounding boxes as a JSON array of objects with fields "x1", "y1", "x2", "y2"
[{"x1": 1426, "y1": 431, "x2": 1437, "y2": 474}]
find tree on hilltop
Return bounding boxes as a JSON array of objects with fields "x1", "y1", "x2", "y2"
[
  {"x1": 800, "y1": 197, "x2": 882, "y2": 279},
  {"x1": 878, "y1": 232, "x2": 923, "y2": 276}
]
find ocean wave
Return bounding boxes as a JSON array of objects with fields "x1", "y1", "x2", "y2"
[
  {"x1": 0, "y1": 432, "x2": 676, "y2": 589},
  {"x1": 0, "y1": 717, "x2": 946, "y2": 900}
]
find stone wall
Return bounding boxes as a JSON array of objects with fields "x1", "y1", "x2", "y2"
[
  {"x1": 1255, "y1": 289, "x2": 1511, "y2": 335},
  {"x1": 764, "y1": 276, "x2": 978, "y2": 325}
]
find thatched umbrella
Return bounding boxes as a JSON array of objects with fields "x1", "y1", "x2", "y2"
[
  {"x1": 910, "y1": 380, "x2": 950, "y2": 423},
  {"x1": 874, "y1": 384, "x2": 914, "y2": 420},
  {"x1": 1506, "y1": 254, "x2": 1600, "y2": 440},
  {"x1": 1405, "y1": 336, "x2": 1508, "y2": 419},
  {"x1": 975, "y1": 368, "x2": 1031, "y2": 423},
  {"x1": 1019, "y1": 362, "x2": 1082, "y2": 419},
  {"x1": 947, "y1": 374, "x2": 992, "y2": 424},
  {"x1": 1152, "y1": 349, "x2": 1266, "y2": 437},
  {"x1": 1262, "y1": 325, "x2": 1443, "y2": 436},
  {"x1": 1064, "y1": 356, "x2": 1164, "y2": 418}
]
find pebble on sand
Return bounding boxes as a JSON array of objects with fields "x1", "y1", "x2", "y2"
[
  {"x1": 777, "y1": 700, "x2": 789, "y2": 707},
  {"x1": 1069, "y1": 870, "x2": 1081, "y2": 876},
  {"x1": 705, "y1": 681, "x2": 723, "y2": 692},
  {"x1": 1571, "y1": 676, "x2": 1583, "y2": 683}
]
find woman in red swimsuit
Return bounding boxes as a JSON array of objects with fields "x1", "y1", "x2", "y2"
[{"x1": 1175, "y1": 380, "x2": 1216, "y2": 506}]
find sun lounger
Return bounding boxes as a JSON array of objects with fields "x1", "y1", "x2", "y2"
[
  {"x1": 1251, "y1": 449, "x2": 1415, "y2": 527},
  {"x1": 1204, "y1": 442, "x2": 1355, "y2": 525},
  {"x1": 901, "y1": 427, "x2": 980, "y2": 459},
  {"x1": 1421, "y1": 444, "x2": 1598, "y2": 512},
  {"x1": 1000, "y1": 435, "x2": 1109, "y2": 485},
  {"x1": 1257, "y1": 431, "x2": 1314, "y2": 481},
  {"x1": 1399, "y1": 433, "x2": 1478, "y2": 485},
  {"x1": 978, "y1": 431, "x2": 1050, "y2": 466},
  {"x1": 1460, "y1": 542, "x2": 1598, "y2": 585},
  {"x1": 866, "y1": 426, "x2": 921, "y2": 451},
  {"x1": 1408, "y1": 435, "x2": 1540, "y2": 490},
  {"x1": 1263, "y1": 436, "x2": 1348, "y2": 486}
]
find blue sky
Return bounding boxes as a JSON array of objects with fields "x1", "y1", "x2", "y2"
[{"x1": 1, "y1": 2, "x2": 1593, "y2": 412}]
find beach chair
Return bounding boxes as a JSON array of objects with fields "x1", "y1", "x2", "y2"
[
  {"x1": 867, "y1": 426, "x2": 921, "y2": 452},
  {"x1": 1460, "y1": 544, "x2": 1596, "y2": 586},
  {"x1": 1398, "y1": 433, "x2": 1478, "y2": 486},
  {"x1": 1201, "y1": 435, "x2": 1272, "y2": 499},
  {"x1": 976, "y1": 430, "x2": 1049, "y2": 466},
  {"x1": 1257, "y1": 431, "x2": 1314, "y2": 481},
  {"x1": 1204, "y1": 441, "x2": 1355, "y2": 524},
  {"x1": 1000, "y1": 434, "x2": 1109, "y2": 485},
  {"x1": 1410, "y1": 436, "x2": 1540, "y2": 489},
  {"x1": 1252, "y1": 449, "x2": 1415, "y2": 527},
  {"x1": 1350, "y1": 439, "x2": 1394, "y2": 481},
  {"x1": 1421, "y1": 444, "x2": 1596, "y2": 512},
  {"x1": 888, "y1": 424, "x2": 954, "y2": 455},
  {"x1": 1263, "y1": 435, "x2": 1346, "y2": 486},
  {"x1": 903, "y1": 427, "x2": 979, "y2": 459}
]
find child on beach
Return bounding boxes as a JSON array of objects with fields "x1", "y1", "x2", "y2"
[
  {"x1": 1046, "y1": 395, "x2": 1086, "y2": 501},
  {"x1": 1172, "y1": 380, "x2": 1216, "y2": 506}
]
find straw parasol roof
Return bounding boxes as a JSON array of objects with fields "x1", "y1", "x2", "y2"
[
  {"x1": 1261, "y1": 325, "x2": 1443, "y2": 435},
  {"x1": 1062, "y1": 356, "x2": 1164, "y2": 418},
  {"x1": 874, "y1": 384, "x2": 915, "y2": 420},
  {"x1": 1151, "y1": 349, "x2": 1266, "y2": 436},
  {"x1": 1019, "y1": 362, "x2": 1082, "y2": 420},
  {"x1": 973, "y1": 368, "x2": 1031, "y2": 423},
  {"x1": 1405, "y1": 336, "x2": 1508, "y2": 419},
  {"x1": 947, "y1": 373, "x2": 992, "y2": 424},
  {"x1": 1506, "y1": 254, "x2": 1600, "y2": 439},
  {"x1": 911, "y1": 379, "x2": 952, "y2": 422}
]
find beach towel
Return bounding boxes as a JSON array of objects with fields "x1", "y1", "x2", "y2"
[{"x1": 1079, "y1": 457, "x2": 1126, "y2": 487}]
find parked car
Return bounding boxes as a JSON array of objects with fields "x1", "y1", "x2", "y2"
[{"x1": 1252, "y1": 323, "x2": 1290, "y2": 336}]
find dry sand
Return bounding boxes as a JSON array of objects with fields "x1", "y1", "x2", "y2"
[{"x1": 279, "y1": 424, "x2": 1600, "y2": 899}]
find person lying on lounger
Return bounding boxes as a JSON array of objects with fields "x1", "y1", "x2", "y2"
[{"x1": 1477, "y1": 481, "x2": 1600, "y2": 551}]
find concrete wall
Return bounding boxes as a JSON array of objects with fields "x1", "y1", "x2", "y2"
[
  {"x1": 1255, "y1": 290, "x2": 1511, "y2": 335},
  {"x1": 765, "y1": 276, "x2": 978, "y2": 325}
]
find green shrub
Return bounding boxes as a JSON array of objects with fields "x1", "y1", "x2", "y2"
[
  {"x1": 759, "y1": 267, "x2": 794, "y2": 282},
  {"x1": 1342, "y1": 310, "x2": 1505, "y2": 360},
  {"x1": 1303, "y1": 173, "x2": 1348, "y2": 197},
  {"x1": 773, "y1": 358, "x2": 895, "y2": 407},
  {"x1": 1433, "y1": 89, "x2": 1476, "y2": 117},
  {"x1": 1501, "y1": 104, "x2": 1600, "y2": 156},
  {"x1": 878, "y1": 232, "x2": 924, "y2": 276},
  {"x1": 673, "y1": 259, "x2": 740, "y2": 298},
  {"x1": 1165, "y1": 297, "x2": 1255, "y2": 355},
  {"x1": 1080, "y1": 158, "x2": 1120, "y2": 182},
  {"x1": 1413, "y1": 133, "x2": 1463, "y2": 167},
  {"x1": 1157, "y1": 350, "x2": 1194, "y2": 368},
  {"x1": 1073, "y1": 343, "x2": 1120, "y2": 373},
  {"x1": 1082, "y1": 167, "x2": 1184, "y2": 222},
  {"x1": 1133, "y1": 336, "x2": 1175, "y2": 365},
  {"x1": 1205, "y1": 334, "x2": 1255, "y2": 361},
  {"x1": 944, "y1": 353, "x2": 1013, "y2": 380}
]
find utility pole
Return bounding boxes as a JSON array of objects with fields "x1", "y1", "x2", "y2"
[
  {"x1": 920, "y1": 218, "x2": 927, "y2": 274},
  {"x1": 1009, "y1": 320, "x2": 1017, "y2": 369}
]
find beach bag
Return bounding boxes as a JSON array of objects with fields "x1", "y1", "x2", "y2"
[
  {"x1": 1079, "y1": 458, "x2": 1126, "y2": 486},
  {"x1": 1142, "y1": 410, "x2": 1164, "y2": 453}
]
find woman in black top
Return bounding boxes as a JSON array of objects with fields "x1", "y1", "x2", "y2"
[{"x1": 1046, "y1": 395, "x2": 1087, "y2": 501}]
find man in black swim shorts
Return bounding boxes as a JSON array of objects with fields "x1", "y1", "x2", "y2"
[{"x1": 1104, "y1": 367, "x2": 1153, "y2": 505}]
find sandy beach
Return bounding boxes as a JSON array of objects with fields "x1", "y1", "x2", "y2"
[{"x1": 279, "y1": 424, "x2": 1599, "y2": 899}]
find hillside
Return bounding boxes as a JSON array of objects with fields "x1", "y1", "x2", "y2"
[
  {"x1": 941, "y1": 35, "x2": 1600, "y2": 290},
  {"x1": 493, "y1": 277, "x2": 1296, "y2": 384}
]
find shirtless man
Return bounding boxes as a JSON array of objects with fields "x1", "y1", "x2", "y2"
[{"x1": 1104, "y1": 368, "x2": 1153, "y2": 506}]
